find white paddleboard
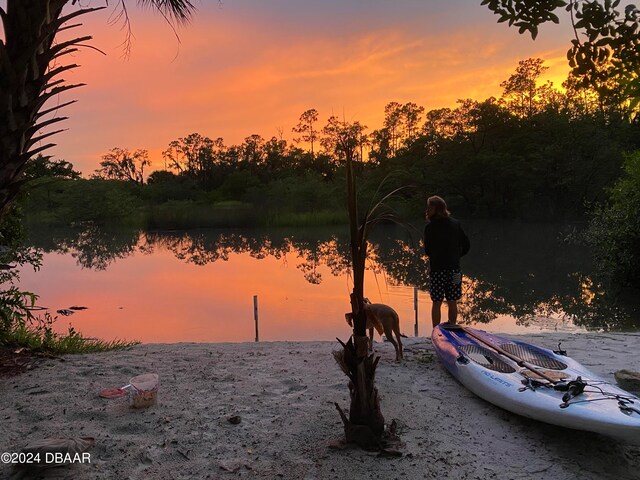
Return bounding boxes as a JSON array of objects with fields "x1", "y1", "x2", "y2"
[{"x1": 432, "y1": 324, "x2": 640, "y2": 444}]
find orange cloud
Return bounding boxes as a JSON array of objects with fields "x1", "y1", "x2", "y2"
[{"x1": 44, "y1": 4, "x2": 572, "y2": 174}]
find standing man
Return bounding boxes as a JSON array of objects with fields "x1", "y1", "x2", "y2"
[{"x1": 424, "y1": 195, "x2": 470, "y2": 327}]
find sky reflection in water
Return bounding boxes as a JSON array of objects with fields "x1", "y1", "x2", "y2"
[{"x1": 18, "y1": 222, "x2": 639, "y2": 343}]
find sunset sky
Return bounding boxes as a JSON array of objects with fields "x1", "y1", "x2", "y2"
[{"x1": 45, "y1": 0, "x2": 577, "y2": 175}]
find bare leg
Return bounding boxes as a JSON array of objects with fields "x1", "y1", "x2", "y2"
[
  {"x1": 431, "y1": 301, "x2": 442, "y2": 328},
  {"x1": 447, "y1": 301, "x2": 458, "y2": 324}
]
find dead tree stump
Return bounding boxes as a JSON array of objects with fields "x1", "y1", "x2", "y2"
[{"x1": 334, "y1": 335, "x2": 386, "y2": 449}]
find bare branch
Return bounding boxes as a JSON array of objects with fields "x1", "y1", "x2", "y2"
[{"x1": 568, "y1": 0, "x2": 581, "y2": 44}]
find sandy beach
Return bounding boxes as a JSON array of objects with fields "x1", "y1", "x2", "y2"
[{"x1": 1, "y1": 331, "x2": 640, "y2": 480}]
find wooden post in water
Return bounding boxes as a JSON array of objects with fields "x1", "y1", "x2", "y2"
[
  {"x1": 254, "y1": 295, "x2": 259, "y2": 342},
  {"x1": 414, "y1": 287, "x2": 419, "y2": 337}
]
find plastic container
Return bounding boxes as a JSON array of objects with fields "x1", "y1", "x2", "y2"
[{"x1": 129, "y1": 373, "x2": 159, "y2": 408}]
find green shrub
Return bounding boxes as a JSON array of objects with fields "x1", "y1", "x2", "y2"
[
  {"x1": 586, "y1": 151, "x2": 640, "y2": 286},
  {"x1": 23, "y1": 178, "x2": 144, "y2": 224},
  {"x1": 0, "y1": 208, "x2": 42, "y2": 340},
  {"x1": 218, "y1": 171, "x2": 263, "y2": 200}
]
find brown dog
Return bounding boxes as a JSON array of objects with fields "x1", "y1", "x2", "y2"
[{"x1": 345, "y1": 301, "x2": 403, "y2": 361}]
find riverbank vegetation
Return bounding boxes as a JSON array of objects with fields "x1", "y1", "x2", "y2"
[
  {"x1": 5, "y1": 312, "x2": 139, "y2": 355},
  {"x1": 585, "y1": 152, "x2": 640, "y2": 287},
  {"x1": 0, "y1": 210, "x2": 138, "y2": 353},
  {"x1": 18, "y1": 58, "x2": 640, "y2": 287}
]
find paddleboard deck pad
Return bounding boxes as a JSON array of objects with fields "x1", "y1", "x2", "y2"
[{"x1": 431, "y1": 324, "x2": 640, "y2": 444}]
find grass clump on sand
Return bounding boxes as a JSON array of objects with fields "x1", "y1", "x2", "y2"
[
  {"x1": 414, "y1": 350, "x2": 435, "y2": 364},
  {"x1": 3, "y1": 313, "x2": 139, "y2": 355}
]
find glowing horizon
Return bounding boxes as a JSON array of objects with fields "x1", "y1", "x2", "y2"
[{"x1": 33, "y1": 1, "x2": 574, "y2": 175}]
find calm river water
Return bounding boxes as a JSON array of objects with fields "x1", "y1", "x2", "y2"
[{"x1": 18, "y1": 220, "x2": 640, "y2": 343}]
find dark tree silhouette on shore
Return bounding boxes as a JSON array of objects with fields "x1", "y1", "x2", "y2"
[
  {"x1": 0, "y1": 0, "x2": 195, "y2": 220},
  {"x1": 292, "y1": 109, "x2": 320, "y2": 157},
  {"x1": 95, "y1": 148, "x2": 151, "y2": 185}
]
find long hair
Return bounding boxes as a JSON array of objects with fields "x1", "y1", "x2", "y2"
[{"x1": 427, "y1": 195, "x2": 450, "y2": 219}]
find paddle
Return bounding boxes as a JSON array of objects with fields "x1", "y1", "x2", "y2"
[{"x1": 444, "y1": 324, "x2": 563, "y2": 385}]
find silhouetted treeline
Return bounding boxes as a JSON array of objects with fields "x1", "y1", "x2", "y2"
[{"x1": 22, "y1": 58, "x2": 640, "y2": 228}]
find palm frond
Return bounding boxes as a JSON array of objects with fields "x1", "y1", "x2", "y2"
[
  {"x1": 137, "y1": 0, "x2": 196, "y2": 23},
  {"x1": 360, "y1": 174, "x2": 415, "y2": 243}
]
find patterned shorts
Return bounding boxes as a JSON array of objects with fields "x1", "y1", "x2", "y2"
[{"x1": 429, "y1": 269, "x2": 462, "y2": 302}]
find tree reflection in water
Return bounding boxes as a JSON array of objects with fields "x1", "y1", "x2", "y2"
[
  {"x1": 27, "y1": 222, "x2": 139, "y2": 271},
  {"x1": 26, "y1": 221, "x2": 640, "y2": 332}
]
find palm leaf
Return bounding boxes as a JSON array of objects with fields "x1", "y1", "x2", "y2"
[
  {"x1": 137, "y1": 0, "x2": 196, "y2": 23},
  {"x1": 360, "y1": 174, "x2": 416, "y2": 244}
]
